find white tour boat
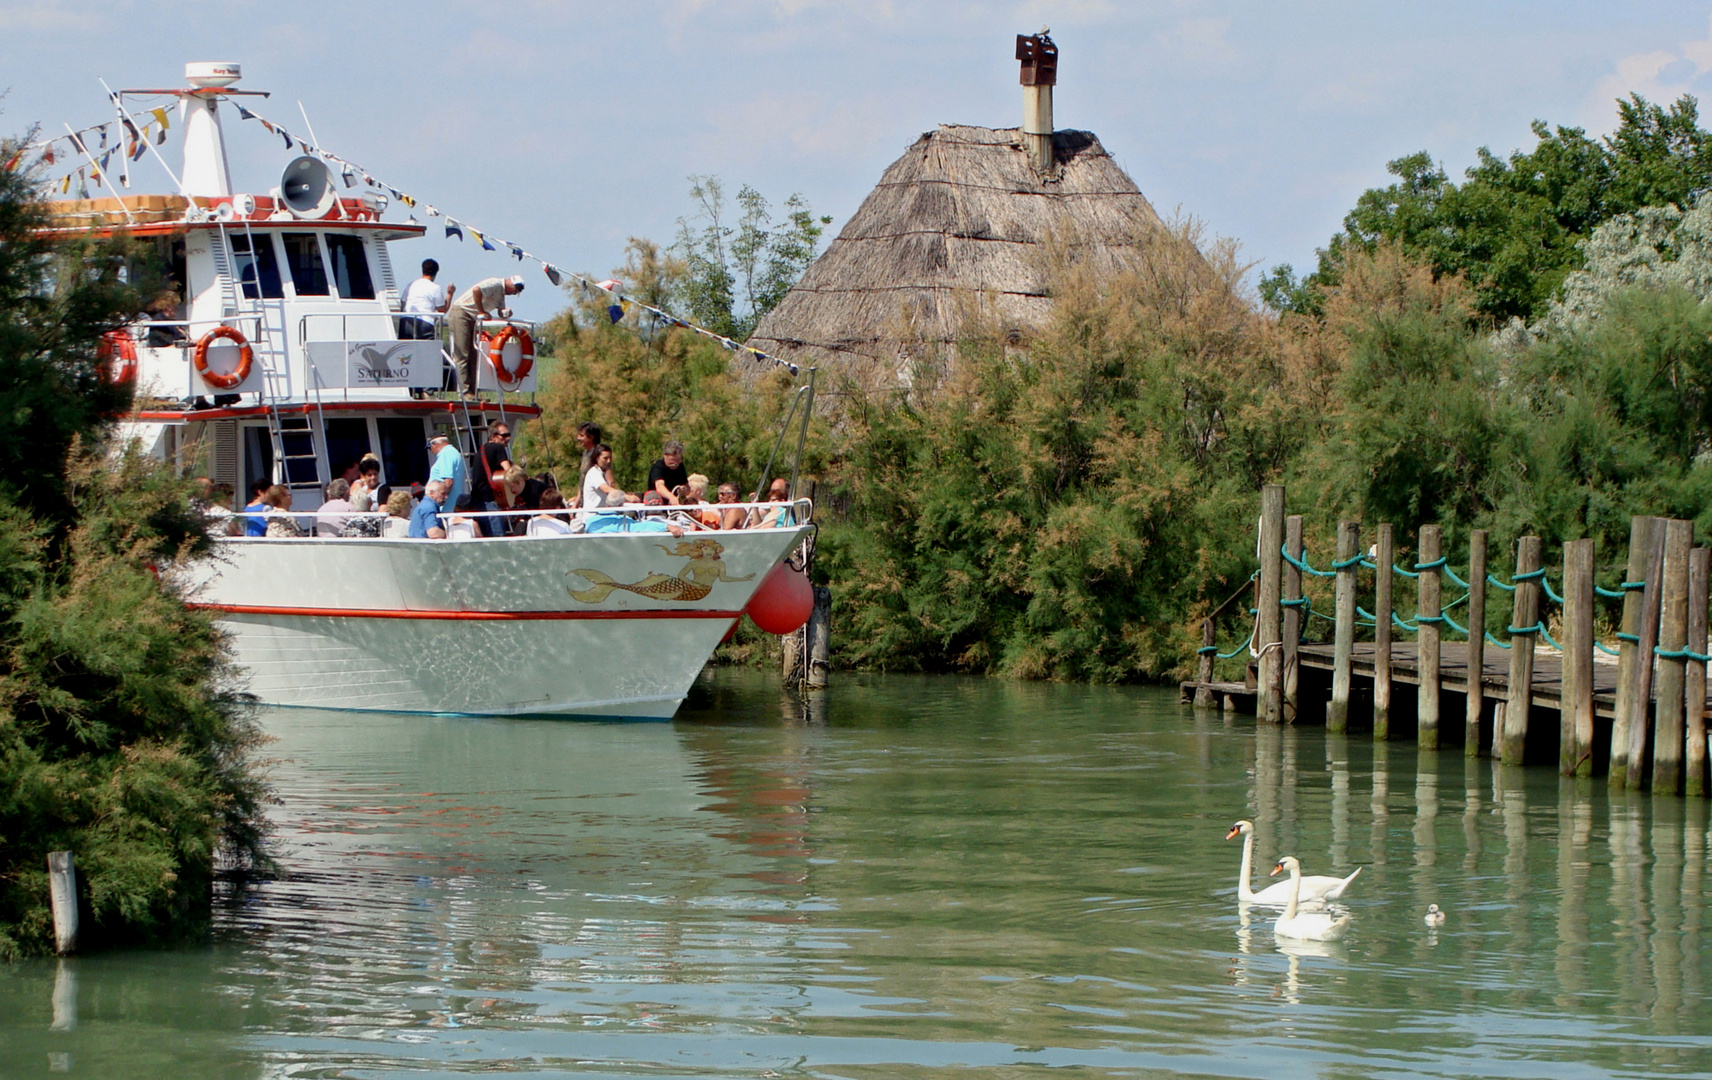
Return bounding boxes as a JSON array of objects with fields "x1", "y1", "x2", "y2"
[{"x1": 42, "y1": 63, "x2": 813, "y2": 718}]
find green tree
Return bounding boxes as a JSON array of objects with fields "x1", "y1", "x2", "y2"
[
  {"x1": 1264, "y1": 94, "x2": 1712, "y2": 324},
  {"x1": 0, "y1": 138, "x2": 268, "y2": 956},
  {"x1": 672, "y1": 176, "x2": 830, "y2": 341}
]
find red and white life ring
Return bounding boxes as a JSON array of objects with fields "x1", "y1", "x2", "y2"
[
  {"x1": 486, "y1": 325, "x2": 534, "y2": 387},
  {"x1": 193, "y1": 325, "x2": 253, "y2": 390},
  {"x1": 96, "y1": 330, "x2": 137, "y2": 385}
]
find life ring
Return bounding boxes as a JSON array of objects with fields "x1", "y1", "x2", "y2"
[
  {"x1": 193, "y1": 325, "x2": 253, "y2": 390},
  {"x1": 96, "y1": 330, "x2": 137, "y2": 385},
  {"x1": 486, "y1": 325, "x2": 534, "y2": 387}
]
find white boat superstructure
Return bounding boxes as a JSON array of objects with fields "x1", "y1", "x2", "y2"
[{"x1": 44, "y1": 63, "x2": 814, "y2": 719}]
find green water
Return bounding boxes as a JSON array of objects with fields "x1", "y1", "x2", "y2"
[{"x1": 3, "y1": 671, "x2": 1710, "y2": 1078}]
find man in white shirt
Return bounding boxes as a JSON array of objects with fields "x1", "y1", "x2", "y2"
[
  {"x1": 401, "y1": 259, "x2": 452, "y2": 340},
  {"x1": 447, "y1": 275, "x2": 524, "y2": 398}
]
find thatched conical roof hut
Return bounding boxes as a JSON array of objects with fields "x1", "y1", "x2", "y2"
[{"x1": 746, "y1": 122, "x2": 1167, "y2": 375}]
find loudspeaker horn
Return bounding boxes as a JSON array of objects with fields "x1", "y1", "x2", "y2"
[{"x1": 277, "y1": 156, "x2": 335, "y2": 219}]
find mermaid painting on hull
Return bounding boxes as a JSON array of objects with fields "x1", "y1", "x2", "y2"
[{"x1": 568, "y1": 539, "x2": 756, "y2": 603}]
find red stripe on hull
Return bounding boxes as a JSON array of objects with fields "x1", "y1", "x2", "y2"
[{"x1": 191, "y1": 603, "x2": 742, "y2": 622}]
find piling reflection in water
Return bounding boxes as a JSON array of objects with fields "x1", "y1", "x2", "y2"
[{"x1": 1, "y1": 672, "x2": 1709, "y2": 1078}]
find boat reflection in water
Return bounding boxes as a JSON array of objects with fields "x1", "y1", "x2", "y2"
[{"x1": 5, "y1": 676, "x2": 1710, "y2": 1078}]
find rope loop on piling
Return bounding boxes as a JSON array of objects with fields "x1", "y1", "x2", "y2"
[
  {"x1": 1654, "y1": 645, "x2": 1712, "y2": 662},
  {"x1": 1331, "y1": 554, "x2": 1365, "y2": 571}
]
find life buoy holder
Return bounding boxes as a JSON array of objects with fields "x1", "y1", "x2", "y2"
[
  {"x1": 193, "y1": 325, "x2": 253, "y2": 390},
  {"x1": 96, "y1": 330, "x2": 138, "y2": 385},
  {"x1": 486, "y1": 325, "x2": 534, "y2": 387}
]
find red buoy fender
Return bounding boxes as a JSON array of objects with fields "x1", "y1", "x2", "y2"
[
  {"x1": 97, "y1": 330, "x2": 138, "y2": 385},
  {"x1": 745, "y1": 559, "x2": 813, "y2": 635}
]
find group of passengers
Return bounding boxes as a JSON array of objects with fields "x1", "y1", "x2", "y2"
[{"x1": 209, "y1": 422, "x2": 795, "y2": 540}]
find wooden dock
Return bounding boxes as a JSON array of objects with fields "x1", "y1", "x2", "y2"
[{"x1": 1180, "y1": 486, "x2": 1712, "y2": 795}]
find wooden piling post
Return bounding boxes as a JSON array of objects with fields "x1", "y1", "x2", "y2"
[
  {"x1": 806, "y1": 587, "x2": 831, "y2": 689},
  {"x1": 1653, "y1": 520, "x2": 1692, "y2": 795},
  {"x1": 1329, "y1": 520, "x2": 1359, "y2": 733},
  {"x1": 1194, "y1": 618, "x2": 1217, "y2": 708},
  {"x1": 1417, "y1": 525, "x2": 1443, "y2": 749},
  {"x1": 1374, "y1": 524, "x2": 1394, "y2": 740},
  {"x1": 1257, "y1": 486, "x2": 1286, "y2": 725},
  {"x1": 781, "y1": 626, "x2": 802, "y2": 684},
  {"x1": 1686, "y1": 548, "x2": 1709, "y2": 797},
  {"x1": 1561, "y1": 538, "x2": 1595, "y2": 777},
  {"x1": 1625, "y1": 521, "x2": 1668, "y2": 790},
  {"x1": 47, "y1": 850, "x2": 77, "y2": 956},
  {"x1": 1612, "y1": 516, "x2": 1657, "y2": 784},
  {"x1": 1283, "y1": 515, "x2": 1303, "y2": 724},
  {"x1": 1501, "y1": 536, "x2": 1541, "y2": 766},
  {"x1": 1465, "y1": 531, "x2": 1488, "y2": 756}
]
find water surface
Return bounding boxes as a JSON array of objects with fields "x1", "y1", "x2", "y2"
[{"x1": 3, "y1": 670, "x2": 1709, "y2": 1078}]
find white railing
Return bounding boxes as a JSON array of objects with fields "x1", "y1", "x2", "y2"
[{"x1": 217, "y1": 498, "x2": 813, "y2": 539}]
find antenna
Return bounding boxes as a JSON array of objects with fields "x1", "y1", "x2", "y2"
[{"x1": 296, "y1": 100, "x2": 322, "y2": 152}]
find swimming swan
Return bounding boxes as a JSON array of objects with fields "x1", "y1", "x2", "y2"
[
  {"x1": 1226, "y1": 820, "x2": 1361, "y2": 906},
  {"x1": 1270, "y1": 856, "x2": 1352, "y2": 941}
]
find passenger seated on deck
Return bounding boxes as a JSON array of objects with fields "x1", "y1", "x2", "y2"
[
  {"x1": 262, "y1": 485, "x2": 307, "y2": 538},
  {"x1": 748, "y1": 477, "x2": 794, "y2": 528},
  {"x1": 317, "y1": 479, "x2": 354, "y2": 537},
  {"x1": 383, "y1": 490, "x2": 412, "y2": 538},
  {"x1": 241, "y1": 478, "x2": 271, "y2": 537},
  {"x1": 446, "y1": 494, "x2": 479, "y2": 540},
  {"x1": 527, "y1": 488, "x2": 577, "y2": 536},
  {"x1": 715, "y1": 482, "x2": 745, "y2": 531},
  {"x1": 408, "y1": 478, "x2": 451, "y2": 539}
]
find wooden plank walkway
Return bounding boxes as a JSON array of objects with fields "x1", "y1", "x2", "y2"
[{"x1": 1295, "y1": 642, "x2": 1635, "y2": 717}]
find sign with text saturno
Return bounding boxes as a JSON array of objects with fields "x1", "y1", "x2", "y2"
[{"x1": 305, "y1": 341, "x2": 443, "y2": 389}]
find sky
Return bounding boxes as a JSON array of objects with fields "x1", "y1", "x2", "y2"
[{"x1": 7, "y1": 1, "x2": 1712, "y2": 324}]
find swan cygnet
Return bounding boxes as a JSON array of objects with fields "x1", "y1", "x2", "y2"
[
  {"x1": 1226, "y1": 820, "x2": 1362, "y2": 906},
  {"x1": 1269, "y1": 857, "x2": 1352, "y2": 941},
  {"x1": 1425, "y1": 903, "x2": 1446, "y2": 928}
]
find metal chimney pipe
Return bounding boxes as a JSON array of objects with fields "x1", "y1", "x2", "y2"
[{"x1": 1016, "y1": 32, "x2": 1058, "y2": 173}]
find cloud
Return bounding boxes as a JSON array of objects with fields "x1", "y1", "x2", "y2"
[{"x1": 1584, "y1": 14, "x2": 1712, "y2": 129}]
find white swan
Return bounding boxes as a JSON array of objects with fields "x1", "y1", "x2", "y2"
[
  {"x1": 1424, "y1": 903, "x2": 1446, "y2": 928},
  {"x1": 1270, "y1": 856, "x2": 1352, "y2": 941},
  {"x1": 1226, "y1": 820, "x2": 1361, "y2": 906}
]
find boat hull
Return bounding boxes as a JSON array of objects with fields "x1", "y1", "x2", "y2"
[{"x1": 183, "y1": 525, "x2": 810, "y2": 718}]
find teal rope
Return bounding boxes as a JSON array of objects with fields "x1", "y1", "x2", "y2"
[
  {"x1": 1414, "y1": 557, "x2": 1446, "y2": 571},
  {"x1": 1393, "y1": 612, "x2": 1419, "y2": 632},
  {"x1": 1595, "y1": 640, "x2": 1620, "y2": 657},
  {"x1": 1354, "y1": 606, "x2": 1378, "y2": 626},
  {"x1": 1280, "y1": 545, "x2": 1339, "y2": 578},
  {"x1": 1279, "y1": 597, "x2": 1311, "y2": 609},
  {"x1": 1331, "y1": 555, "x2": 1365, "y2": 571},
  {"x1": 1440, "y1": 610, "x2": 1469, "y2": 636},
  {"x1": 1539, "y1": 577, "x2": 1565, "y2": 605},
  {"x1": 1616, "y1": 632, "x2": 1640, "y2": 644},
  {"x1": 1487, "y1": 574, "x2": 1517, "y2": 592},
  {"x1": 1508, "y1": 623, "x2": 1541, "y2": 635},
  {"x1": 1485, "y1": 631, "x2": 1513, "y2": 649},
  {"x1": 1393, "y1": 564, "x2": 1419, "y2": 579},
  {"x1": 1595, "y1": 585, "x2": 1626, "y2": 599},
  {"x1": 1213, "y1": 631, "x2": 1256, "y2": 661},
  {"x1": 1621, "y1": 580, "x2": 1645, "y2": 591},
  {"x1": 1441, "y1": 563, "x2": 1470, "y2": 589},
  {"x1": 1655, "y1": 646, "x2": 1712, "y2": 662},
  {"x1": 1535, "y1": 622, "x2": 1565, "y2": 651},
  {"x1": 1442, "y1": 591, "x2": 1470, "y2": 611},
  {"x1": 1513, "y1": 568, "x2": 1546, "y2": 582},
  {"x1": 1359, "y1": 558, "x2": 1378, "y2": 570}
]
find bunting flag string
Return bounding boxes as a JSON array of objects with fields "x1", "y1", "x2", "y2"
[
  {"x1": 227, "y1": 103, "x2": 801, "y2": 375},
  {"x1": 18, "y1": 104, "x2": 173, "y2": 182}
]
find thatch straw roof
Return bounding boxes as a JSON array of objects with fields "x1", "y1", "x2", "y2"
[{"x1": 747, "y1": 124, "x2": 1166, "y2": 373}]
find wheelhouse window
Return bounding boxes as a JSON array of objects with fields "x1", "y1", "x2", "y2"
[
  {"x1": 325, "y1": 234, "x2": 376, "y2": 300},
  {"x1": 231, "y1": 233, "x2": 283, "y2": 300},
  {"x1": 282, "y1": 232, "x2": 330, "y2": 296}
]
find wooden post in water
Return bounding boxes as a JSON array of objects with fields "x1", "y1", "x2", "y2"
[
  {"x1": 47, "y1": 850, "x2": 77, "y2": 956},
  {"x1": 806, "y1": 587, "x2": 831, "y2": 689},
  {"x1": 1417, "y1": 524, "x2": 1443, "y2": 750},
  {"x1": 1195, "y1": 618, "x2": 1217, "y2": 708},
  {"x1": 1283, "y1": 515, "x2": 1303, "y2": 724},
  {"x1": 1653, "y1": 520, "x2": 1692, "y2": 794},
  {"x1": 1257, "y1": 486, "x2": 1286, "y2": 725},
  {"x1": 1465, "y1": 531, "x2": 1488, "y2": 756},
  {"x1": 1501, "y1": 536, "x2": 1541, "y2": 766},
  {"x1": 1561, "y1": 538, "x2": 1595, "y2": 778},
  {"x1": 781, "y1": 625, "x2": 802, "y2": 683},
  {"x1": 1374, "y1": 524, "x2": 1395, "y2": 740},
  {"x1": 1686, "y1": 548, "x2": 1709, "y2": 797},
  {"x1": 1329, "y1": 520, "x2": 1360, "y2": 733},
  {"x1": 1611, "y1": 516, "x2": 1656, "y2": 784},
  {"x1": 1625, "y1": 522, "x2": 1668, "y2": 790}
]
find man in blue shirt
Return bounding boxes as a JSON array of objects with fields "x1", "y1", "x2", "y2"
[
  {"x1": 427, "y1": 435, "x2": 468, "y2": 509},
  {"x1": 408, "y1": 478, "x2": 450, "y2": 539},
  {"x1": 241, "y1": 478, "x2": 270, "y2": 537}
]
